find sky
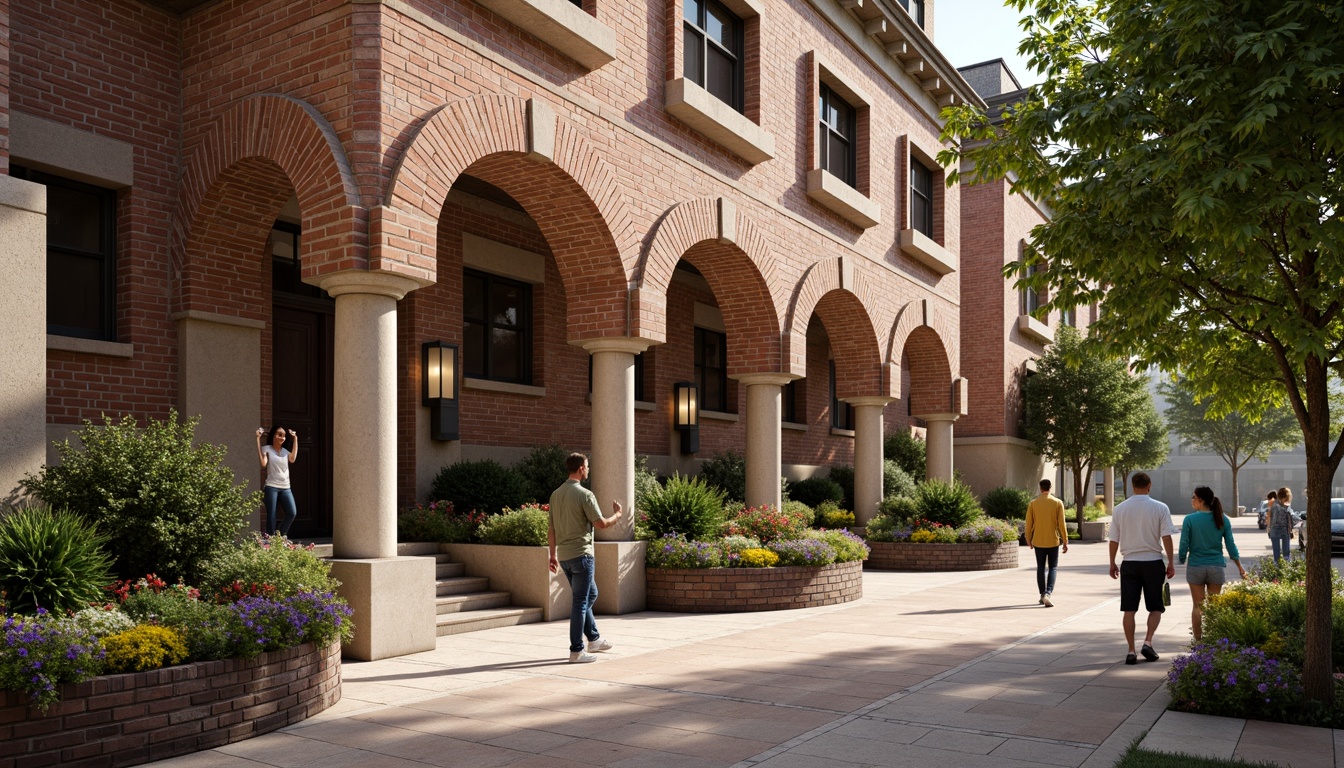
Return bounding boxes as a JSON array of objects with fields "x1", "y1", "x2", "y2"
[{"x1": 933, "y1": 0, "x2": 1042, "y2": 87}]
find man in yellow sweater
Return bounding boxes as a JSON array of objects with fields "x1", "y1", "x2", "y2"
[{"x1": 1025, "y1": 479, "x2": 1069, "y2": 607}]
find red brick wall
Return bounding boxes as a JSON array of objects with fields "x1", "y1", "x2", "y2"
[
  {"x1": 866, "y1": 540, "x2": 1019, "y2": 571},
  {"x1": 0, "y1": 0, "x2": 9, "y2": 176},
  {"x1": 646, "y1": 560, "x2": 862, "y2": 612}
]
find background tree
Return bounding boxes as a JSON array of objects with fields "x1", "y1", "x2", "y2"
[
  {"x1": 1022, "y1": 327, "x2": 1148, "y2": 527},
  {"x1": 941, "y1": 0, "x2": 1344, "y2": 700},
  {"x1": 1115, "y1": 395, "x2": 1169, "y2": 498},
  {"x1": 1159, "y1": 376, "x2": 1300, "y2": 518}
]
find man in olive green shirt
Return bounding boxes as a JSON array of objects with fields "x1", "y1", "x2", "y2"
[
  {"x1": 1025, "y1": 479, "x2": 1069, "y2": 607},
  {"x1": 548, "y1": 452, "x2": 623, "y2": 663}
]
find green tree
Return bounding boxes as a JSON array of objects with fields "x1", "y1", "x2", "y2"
[
  {"x1": 1158, "y1": 376, "x2": 1300, "y2": 519},
  {"x1": 940, "y1": 0, "x2": 1344, "y2": 700},
  {"x1": 1115, "y1": 394, "x2": 1169, "y2": 498},
  {"x1": 1022, "y1": 327, "x2": 1148, "y2": 527}
]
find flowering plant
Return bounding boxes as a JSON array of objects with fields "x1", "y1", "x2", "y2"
[
  {"x1": 60, "y1": 606, "x2": 135, "y2": 639},
  {"x1": 398, "y1": 500, "x2": 487, "y2": 543},
  {"x1": 767, "y1": 538, "x2": 838, "y2": 567},
  {"x1": 724, "y1": 505, "x2": 812, "y2": 543},
  {"x1": 1167, "y1": 639, "x2": 1301, "y2": 720},
  {"x1": 108, "y1": 573, "x2": 200, "y2": 604},
  {"x1": 735, "y1": 548, "x2": 779, "y2": 568},
  {"x1": 226, "y1": 597, "x2": 306, "y2": 657},
  {"x1": 809, "y1": 529, "x2": 870, "y2": 562},
  {"x1": 0, "y1": 610, "x2": 104, "y2": 711},
  {"x1": 102, "y1": 624, "x2": 188, "y2": 673},
  {"x1": 717, "y1": 535, "x2": 762, "y2": 567},
  {"x1": 199, "y1": 533, "x2": 339, "y2": 600},
  {"x1": 645, "y1": 534, "x2": 723, "y2": 569},
  {"x1": 954, "y1": 519, "x2": 1019, "y2": 543},
  {"x1": 477, "y1": 504, "x2": 550, "y2": 546},
  {"x1": 285, "y1": 590, "x2": 355, "y2": 648}
]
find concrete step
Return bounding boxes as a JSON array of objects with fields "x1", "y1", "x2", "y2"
[
  {"x1": 435, "y1": 591, "x2": 512, "y2": 614},
  {"x1": 435, "y1": 606, "x2": 543, "y2": 636},
  {"x1": 436, "y1": 561, "x2": 464, "y2": 579},
  {"x1": 436, "y1": 576, "x2": 489, "y2": 596}
]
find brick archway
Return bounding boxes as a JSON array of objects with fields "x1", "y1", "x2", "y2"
[
  {"x1": 887, "y1": 299, "x2": 960, "y2": 415},
  {"x1": 381, "y1": 96, "x2": 633, "y2": 339},
  {"x1": 633, "y1": 198, "x2": 783, "y2": 375},
  {"x1": 784, "y1": 258, "x2": 883, "y2": 399}
]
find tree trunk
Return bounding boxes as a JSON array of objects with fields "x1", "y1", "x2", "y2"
[
  {"x1": 1228, "y1": 464, "x2": 1239, "y2": 524},
  {"x1": 1300, "y1": 360, "x2": 1339, "y2": 704},
  {"x1": 1072, "y1": 460, "x2": 1087, "y2": 528}
]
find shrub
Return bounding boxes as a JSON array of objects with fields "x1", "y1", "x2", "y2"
[
  {"x1": 884, "y1": 430, "x2": 926, "y2": 478},
  {"x1": 513, "y1": 443, "x2": 571, "y2": 504},
  {"x1": 0, "y1": 504, "x2": 114, "y2": 614},
  {"x1": 809, "y1": 529, "x2": 869, "y2": 562},
  {"x1": 876, "y1": 495, "x2": 920, "y2": 524},
  {"x1": 636, "y1": 474, "x2": 726, "y2": 541},
  {"x1": 476, "y1": 504, "x2": 550, "y2": 546},
  {"x1": 0, "y1": 611, "x2": 104, "y2": 711},
  {"x1": 61, "y1": 607, "x2": 135, "y2": 639},
  {"x1": 118, "y1": 583, "x2": 234, "y2": 662},
  {"x1": 698, "y1": 451, "x2": 746, "y2": 502},
  {"x1": 913, "y1": 479, "x2": 982, "y2": 529},
  {"x1": 768, "y1": 538, "x2": 838, "y2": 567},
  {"x1": 284, "y1": 591, "x2": 355, "y2": 648},
  {"x1": 955, "y1": 518, "x2": 1019, "y2": 543},
  {"x1": 199, "y1": 534, "x2": 339, "y2": 600},
  {"x1": 735, "y1": 548, "x2": 779, "y2": 568},
  {"x1": 1167, "y1": 639, "x2": 1301, "y2": 721},
  {"x1": 634, "y1": 455, "x2": 663, "y2": 514},
  {"x1": 718, "y1": 534, "x2": 762, "y2": 556},
  {"x1": 398, "y1": 501, "x2": 484, "y2": 543},
  {"x1": 813, "y1": 501, "x2": 855, "y2": 529},
  {"x1": 884, "y1": 460, "x2": 918, "y2": 500},
  {"x1": 828, "y1": 465, "x2": 856, "y2": 511},
  {"x1": 226, "y1": 597, "x2": 306, "y2": 657},
  {"x1": 909, "y1": 525, "x2": 957, "y2": 543},
  {"x1": 781, "y1": 499, "x2": 813, "y2": 520},
  {"x1": 645, "y1": 534, "x2": 723, "y2": 568},
  {"x1": 103, "y1": 624, "x2": 189, "y2": 674},
  {"x1": 864, "y1": 516, "x2": 906, "y2": 542},
  {"x1": 981, "y1": 487, "x2": 1032, "y2": 521},
  {"x1": 724, "y1": 505, "x2": 811, "y2": 543},
  {"x1": 429, "y1": 459, "x2": 530, "y2": 516},
  {"x1": 789, "y1": 477, "x2": 844, "y2": 509},
  {"x1": 20, "y1": 412, "x2": 254, "y2": 583}
]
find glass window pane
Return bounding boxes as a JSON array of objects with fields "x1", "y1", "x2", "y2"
[
  {"x1": 491, "y1": 328, "x2": 521, "y2": 380},
  {"x1": 463, "y1": 320, "x2": 486, "y2": 376},
  {"x1": 491, "y1": 282, "x2": 521, "y2": 327},
  {"x1": 833, "y1": 101, "x2": 850, "y2": 136},
  {"x1": 828, "y1": 133, "x2": 851, "y2": 184},
  {"x1": 463, "y1": 274, "x2": 485, "y2": 321},
  {"x1": 684, "y1": 0, "x2": 700, "y2": 23},
  {"x1": 48, "y1": 251, "x2": 104, "y2": 333},
  {"x1": 706, "y1": 3, "x2": 733, "y2": 48},
  {"x1": 46, "y1": 184, "x2": 103, "y2": 253},
  {"x1": 684, "y1": 27, "x2": 704, "y2": 84},
  {"x1": 706, "y1": 48, "x2": 736, "y2": 106}
]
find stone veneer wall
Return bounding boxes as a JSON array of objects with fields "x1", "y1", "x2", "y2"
[
  {"x1": 646, "y1": 560, "x2": 863, "y2": 612},
  {"x1": 865, "y1": 541, "x2": 1019, "y2": 571},
  {"x1": 0, "y1": 640, "x2": 340, "y2": 768}
]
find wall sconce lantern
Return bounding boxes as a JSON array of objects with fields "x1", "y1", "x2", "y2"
[
  {"x1": 673, "y1": 381, "x2": 699, "y2": 454},
  {"x1": 422, "y1": 341, "x2": 459, "y2": 441}
]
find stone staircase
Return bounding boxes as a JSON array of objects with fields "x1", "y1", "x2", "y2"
[{"x1": 429, "y1": 553, "x2": 543, "y2": 636}]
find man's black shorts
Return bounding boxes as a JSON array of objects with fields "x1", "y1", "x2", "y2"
[{"x1": 1120, "y1": 560, "x2": 1166, "y2": 612}]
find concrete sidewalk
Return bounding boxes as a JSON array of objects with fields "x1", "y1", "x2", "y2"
[{"x1": 150, "y1": 515, "x2": 1339, "y2": 768}]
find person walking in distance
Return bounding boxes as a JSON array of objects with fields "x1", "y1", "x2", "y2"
[
  {"x1": 1025, "y1": 479, "x2": 1068, "y2": 607},
  {"x1": 1108, "y1": 472, "x2": 1177, "y2": 665},
  {"x1": 548, "y1": 453, "x2": 623, "y2": 663},
  {"x1": 1267, "y1": 487, "x2": 1296, "y2": 563},
  {"x1": 1178, "y1": 486, "x2": 1245, "y2": 642},
  {"x1": 255, "y1": 426, "x2": 299, "y2": 536}
]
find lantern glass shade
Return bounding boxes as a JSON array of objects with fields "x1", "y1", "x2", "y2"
[
  {"x1": 422, "y1": 342, "x2": 457, "y2": 403},
  {"x1": 675, "y1": 382, "x2": 698, "y2": 428}
]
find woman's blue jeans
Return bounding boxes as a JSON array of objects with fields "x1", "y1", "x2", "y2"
[
  {"x1": 560, "y1": 554, "x2": 599, "y2": 653},
  {"x1": 263, "y1": 486, "x2": 297, "y2": 536},
  {"x1": 1270, "y1": 532, "x2": 1292, "y2": 562}
]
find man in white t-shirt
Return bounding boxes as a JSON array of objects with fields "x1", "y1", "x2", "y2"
[{"x1": 1108, "y1": 472, "x2": 1177, "y2": 665}]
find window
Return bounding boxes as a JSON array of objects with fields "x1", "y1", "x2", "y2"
[
  {"x1": 898, "y1": 0, "x2": 925, "y2": 27},
  {"x1": 463, "y1": 269, "x2": 532, "y2": 384},
  {"x1": 14, "y1": 165, "x2": 117, "y2": 340},
  {"x1": 1061, "y1": 307, "x2": 1076, "y2": 327},
  {"x1": 818, "y1": 84, "x2": 856, "y2": 188},
  {"x1": 684, "y1": 0, "x2": 743, "y2": 112},
  {"x1": 829, "y1": 361, "x2": 854, "y2": 430},
  {"x1": 910, "y1": 159, "x2": 934, "y2": 238},
  {"x1": 783, "y1": 379, "x2": 804, "y2": 424},
  {"x1": 1022, "y1": 261, "x2": 1042, "y2": 315},
  {"x1": 695, "y1": 327, "x2": 728, "y2": 412},
  {"x1": 588, "y1": 352, "x2": 646, "y2": 402}
]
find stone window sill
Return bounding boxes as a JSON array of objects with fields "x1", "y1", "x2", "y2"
[
  {"x1": 701, "y1": 410, "x2": 739, "y2": 423},
  {"x1": 664, "y1": 78, "x2": 774, "y2": 165},
  {"x1": 899, "y1": 228, "x2": 956, "y2": 275},
  {"x1": 1017, "y1": 314, "x2": 1053, "y2": 345},
  {"x1": 464, "y1": 377, "x2": 546, "y2": 397},
  {"x1": 48, "y1": 335, "x2": 134, "y2": 358},
  {"x1": 473, "y1": 0, "x2": 616, "y2": 70},
  {"x1": 782, "y1": 422, "x2": 808, "y2": 432},
  {"x1": 806, "y1": 168, "x2": 880, "y2": 229},
  {"x1": 830, "y1": 427, "x2": 856, "y2": 438}
]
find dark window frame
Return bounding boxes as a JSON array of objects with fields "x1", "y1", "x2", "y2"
[
  {"x1": 14, "y1": 164, "x2": 117, "y2": 341},
  {"x1": 782, "y1": 378, "x2": 804, "y2": 425},
  {"x1": 910, "y1": 158, "x2": 934, "y2": 238},
  {"x1": 898, "y1": 0, "x2": 925, "y2": 28},
  {"x1": 588, "y1": 352, "x2": 646, "y2": 403},
  {"x1": 818, "y1": 83, "x2": 857, "y2": 188},
  {"x1": 1022, "y1": 261, "x2": 1042, "y2": 315},
  {"x1": 694, "y1": 327, "x2": 729, "y2": 412},
  {"x1": 829, "y1": 360, "x2": 854, "y2": 431},
  {"x1": 462, "y1": 268, "x2": 533, "y2": 385},
  {"x1": 683, "y1": 0, "x2": 745, "y2": 112}
]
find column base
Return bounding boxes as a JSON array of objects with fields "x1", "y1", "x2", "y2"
[
  {"x1": 593, "y1": 541, "x2": 648, "y2": 615},
  {"x1": 328, "y1": 557, "x2": 436, "y2": 660}
]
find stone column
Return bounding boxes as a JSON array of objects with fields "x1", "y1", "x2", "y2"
[
  {"x1": 317, "y1": 271, "x2": 434, "y2": 661},
  {"x1": 735, "y1": 373, "x2": 795, "y2": 510},
  {"x1": 921, "y1": 413, "x2": 958, "y2": 484},
  {"x1": 580, "y1": 337, "x2": 652, "y2": 616},
  {"x1": 1104, "y1": 466, "x2": 1115, "y2": 512},
  {"x1": 0, "y1": 175, "x2": 46, "y2": 499},
  {"x1": 848, "y1": 396, "x2": 895, "y2": 525}
]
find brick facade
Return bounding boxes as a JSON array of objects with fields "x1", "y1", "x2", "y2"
[
  {"x1": 646, "y1": 560, "x2": 863, "y2": 612},
  {"x1": 865, "y1": 540, "x2": 1019, "y2": 571}
]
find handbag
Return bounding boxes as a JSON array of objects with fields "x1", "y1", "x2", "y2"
[{"x1": 1162, "y1": 581, "x2": 1171, "y2": 607}]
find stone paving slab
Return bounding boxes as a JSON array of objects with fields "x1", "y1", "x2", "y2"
[{"x1": 145, "y1": 516, "x2": 1339, "y2": 768}]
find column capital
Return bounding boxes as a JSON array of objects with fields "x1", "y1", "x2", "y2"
[
  {"x1": 913, "y1": 411, "x2": 961, "y2": 422},
  {"x1": 316, "y1": 270, "x2": 431, "y2": 300},
  {"x1": 845, "y1": 395, "x2": 897, "y2": 409},
  {"x1": 573, "y1": 337, "x2": 656, "y2": 355},
  {"x1": 731, "y1": 372, "x2": 798, "y2": 387}
]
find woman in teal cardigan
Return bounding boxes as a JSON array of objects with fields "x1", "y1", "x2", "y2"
[{"x1": 1178, "y1": 486, "x2": 1246, "y2": 642}]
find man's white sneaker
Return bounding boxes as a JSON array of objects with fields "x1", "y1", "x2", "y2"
[
  {"x1": 587, "y1": 638, "x2": 613, "y2": 653},
  {"x1": 568, "y1": 651, "x2": 598, "y2": 663},
  {"x1": 1042, "y1": 594, "x2": 1053, "y2": 607}
]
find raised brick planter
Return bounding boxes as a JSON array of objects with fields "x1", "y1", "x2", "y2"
[
  {"x1": 0, "y1": 640, "x2": 341, "y2": 768},
  {"x1": 646, "y1": 560, "x2": 863, "y2": 612},
  {"x1": 865, "y1": 541, "x2": 1019, "y2": 571}
]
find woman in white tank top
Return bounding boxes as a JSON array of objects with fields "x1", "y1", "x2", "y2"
[{"x1": 256, "y1": 426, "x2": 300, "y2": 536}]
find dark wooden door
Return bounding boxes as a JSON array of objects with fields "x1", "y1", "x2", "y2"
[{"x1": 272, "y1": 299, "x2": 334, "y2": 537}]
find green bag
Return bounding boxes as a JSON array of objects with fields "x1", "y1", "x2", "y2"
[{"x1": 1162, "y1": 581, "x2": 1171, "y2": 607}]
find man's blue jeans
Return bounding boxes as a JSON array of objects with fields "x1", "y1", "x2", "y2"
[
  {"x1": 1034, "y1": 545, "x2": 1060, "y2": 595},
  {"x1": 263, "y1": 486, "x2": 297, "y2": 536},
  {"x1": 560, "y1": 554, "x2": 599, "y2": 653}
]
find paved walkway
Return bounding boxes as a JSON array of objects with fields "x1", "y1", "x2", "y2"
[{"x1": 151, "y1": 514, "x2": 1341, "y2": 768}]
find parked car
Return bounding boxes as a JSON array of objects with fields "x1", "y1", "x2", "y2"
[
  {"x1": 1256, "y1": 500, "x2": 1270, "y2": 530},
  {"x1": 1296, "y1": 498, "x2": 1344, "y2": 554}
]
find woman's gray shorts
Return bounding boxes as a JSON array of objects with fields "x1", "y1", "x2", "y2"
[{"x1": 1185, "y1": 564, "x2": 1226, "y2": 586}]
